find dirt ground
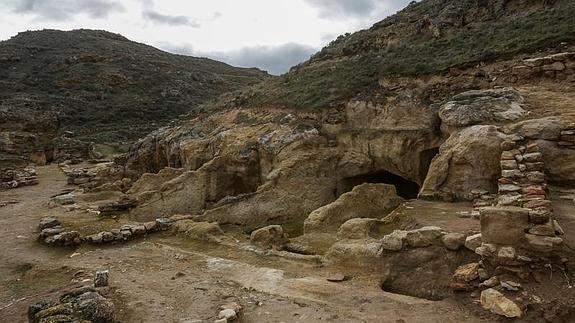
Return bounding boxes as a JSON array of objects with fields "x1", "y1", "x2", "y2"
[
  {"x1": 0, "y1": 165, "x2": 487, "y2": 322},
  {"x1": 0, "y1": 165, "x2": 572, "y2": 322}
]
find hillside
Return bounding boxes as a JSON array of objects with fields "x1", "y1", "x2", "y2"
[
  {"x1": 212, "y1": 0, "x2": 575, "y2": 110},
  {"x1": 0, "y1": 29, "x2": 269, "y2": 158}
]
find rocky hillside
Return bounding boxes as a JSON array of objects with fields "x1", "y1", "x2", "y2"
[
  {"x1": 0, "y1": 29, "x2": 269, "y2": 163},
  {"x1": 124, "y1": 0, "x2": 575, "y2": 230},
  {"x1": 218, "y1": 0, "x2": 575, "y2": 109}
]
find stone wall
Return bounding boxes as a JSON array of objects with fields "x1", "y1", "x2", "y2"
[{"x1": 510, "y1": 52, "x2": 575, "y2": 83}]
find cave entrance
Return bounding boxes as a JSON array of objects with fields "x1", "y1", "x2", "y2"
[
  {"x1": 419, "y1": 147, "x2": 440, "y2": 183},
  {"x1": 338, "y1": 170, "x2": 420, "y2": 199}
]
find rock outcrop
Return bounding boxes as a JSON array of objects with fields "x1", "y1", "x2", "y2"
[
  {"x1": 304, "y1": 184, "x2": 402, "y2": 234},
  {"x1": 420, "y1": 125, "x2": 510, "y2": 201}
]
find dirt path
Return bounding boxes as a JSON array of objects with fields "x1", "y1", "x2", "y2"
[{"x1": 0, "y1": 166, "x2": 485, "y2": 322}]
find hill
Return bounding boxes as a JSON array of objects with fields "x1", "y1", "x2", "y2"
[
  {"x1": 0, "y1": 29, "x2": 270, "y2": 162},
  {"x1": 214, "y1": 0, "x2": 575, "y2": 110}
]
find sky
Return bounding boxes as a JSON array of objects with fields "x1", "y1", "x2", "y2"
[{"x1": 0, "y1": 0, "x2": 413, "y2": 75}]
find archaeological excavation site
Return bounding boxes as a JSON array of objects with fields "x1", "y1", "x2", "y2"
[{"x1": 2, "y1": 0, "x2": 575, "y2": 322}]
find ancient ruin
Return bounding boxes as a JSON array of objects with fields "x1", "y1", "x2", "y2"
[{"x1": 1, "y1": 0, "x2": 575, "y2": 322}]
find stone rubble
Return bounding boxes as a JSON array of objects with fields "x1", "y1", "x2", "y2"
[
  {"x1": 27, "y1": 286, "x2": 115, "y2": 323},
  {"x1": 0, "y1": 167, "x2": 39, "y2": 190}
]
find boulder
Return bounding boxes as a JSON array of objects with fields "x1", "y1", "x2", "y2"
[
  {"x1": 404, "y1": 226, "x2": 444, "y2": 247},
  {"x1": 507, "y1": 116, "x2": 572, "y2": 141},
  {"x1": 421, "y1": 126, "x2": 509, "y2": 200},
  {"x1": 464, "y1": 233, "x2": 482, "y2": 251},
  {"x1": 480, "y1": 207, "x2": 529, "y2": 245},
  {"x1": 250, "y1": 225, "x2": 289, "y2": 249},
  {"x1": 304, "y1": 183, "x2": 402, "y2": 233},
  {"x1": 438, "y1": 88, "x2": 525, "y2": 133},
  {"x1": 380, "y1": 230, "x2": 408, "y2": 252},
  {"x1": 337, "y1": 218, "x2": 379, "y2": 240},
  {"x1": 480, "y1": 288, "x2": 523, "y2": 318},
  {"x1": 441, "y1": 232, "x2": 466, "y2": 250},
  {"x1": 453, "y1": 263, "x2": 480, "y2": 282}
]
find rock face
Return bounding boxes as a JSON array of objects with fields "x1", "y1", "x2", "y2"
[
  {"x1": 438, "y1": 88, "x2": 526, "y2": 134},
  {"x1": 421, "y1": 126, "x2": 510, "y2": 200},
  {"x1": 304, "y1": 184, "x2": 403, "y2": 233},
  {"x1": 124, "y1": 105, "x2": 438, "y2": 229}
]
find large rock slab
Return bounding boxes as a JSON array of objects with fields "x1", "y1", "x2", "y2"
[
  {"x1": 480, "y1": 207, "x2": 529, "y2": 245},
  {"x1": 421, "y1": 126, "x2": 509, "y2": 200},
  {"x1": 438, "y1": 88, "x2": 525, "y2": 134},
  {"x1": 303, "y1": 183, "x2": 402, "y2": 233}
]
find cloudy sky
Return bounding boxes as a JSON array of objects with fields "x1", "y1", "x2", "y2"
[{"x1": 0, "y1": 0, "x2": 412, "y2": 74}]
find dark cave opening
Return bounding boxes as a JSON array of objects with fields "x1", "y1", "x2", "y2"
[
  {"x1": 338, "y1": 170, "x2": 421, "y2": 200},
  {"x1": 419, "y1": 147, "x2": 440, "y2": 183}
]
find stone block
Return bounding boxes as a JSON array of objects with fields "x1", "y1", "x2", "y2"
[
  {"x1": 525, "y1": 234, "x2": 563, "y2": 252},
  {"x1": 480, "y1": 207, "x2": 529, "y2": 245},
  {"x1": 501, "y1": 170, "x2": 523, "y2": 179},
  {"x1": 500, "y1": 160, "x2": 518, "y2": 170},
  {"x1": 497, "y1": 246, "x2": 516, "y2": 262},
  {"x1": 442, "y1": 233, "x2": 466, "y2": 250},
  {"x1": 522, "y1": 185, "x2": 546, "y2": 196},
  {"x1": 380, "y1": 230, "x2": 407, "y2": 251},
  {"x1": 499, "y1": 184, "x2": 521, "y2": 193},
  {"x1": 523, "y1": 152, "x2": 543, "y2": 163},
  {"x1": 403, "y1": 226, "x2": 444, "y2": 247},
  {"x1": 523, "y1": 199, "x2": 552, "y2": 209},
  {"x1": 465, "y1": 233, "x2": 482, "y2": 251},
  {"x1": 528, "y1": 223, "x2": 555, "y2": 237},
  {"x1": 529, "y1": 210, "x2": 551, "y2": 224}
]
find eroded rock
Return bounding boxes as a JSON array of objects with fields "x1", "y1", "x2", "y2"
[
  {"x1": 480, "y1": 288, "x2": 523, "y2": 318},
  {"x1": 304, "y1": 183, "x2": 402, "y2": 233}
]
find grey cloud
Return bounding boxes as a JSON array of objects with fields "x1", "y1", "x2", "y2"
[
  {"x1": 304, "y1": 0, "x2": 413, "y2": 19},
  {"x1": 159, "y1": 43, "x2": 317, "y2": 75},
  {"x1": 8, "y1": 0, "x2": 124, "y2": 21},
  {"x1": 143, "y1": 10, "x2": 200, "y2": 27}
]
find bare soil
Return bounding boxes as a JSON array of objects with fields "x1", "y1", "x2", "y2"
[{"x1": 2, "y1": 166, "x2": 574, "y2": 322}]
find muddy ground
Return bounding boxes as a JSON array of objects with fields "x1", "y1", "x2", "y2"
[{"x1": 1, "y1": 165, "x2": 574, "y2": 322}]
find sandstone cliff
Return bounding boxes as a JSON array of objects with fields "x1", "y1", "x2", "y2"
[{"x1": 122, "y1": 0, "x2": 575, "y2": 231}]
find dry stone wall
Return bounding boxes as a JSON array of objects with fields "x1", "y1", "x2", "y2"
[{"x1": 510, "y1": 52, "x2": 575, "y2": 83}]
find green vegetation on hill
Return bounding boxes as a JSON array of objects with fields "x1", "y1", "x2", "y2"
[
  {"x1": 0, "y1": 29, "x2": 270, "y2": 144},
  {"x1": 231, "y1": 0, "x2": 575, "y2": 109}
]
